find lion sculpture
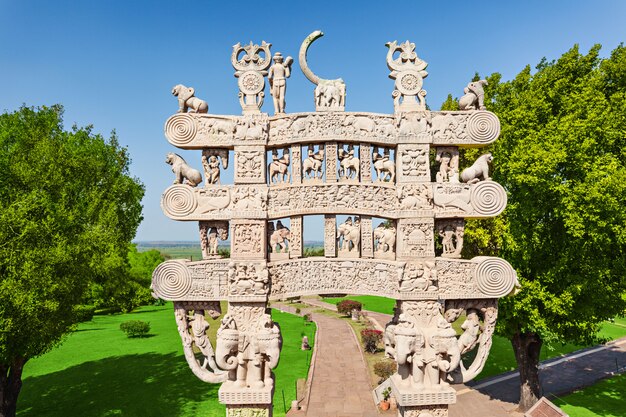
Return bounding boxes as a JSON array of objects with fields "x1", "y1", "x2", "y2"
[
  {"x1": 166, "y1": 152, "x2": 202, "y2": 187},
  {"x1": 172, "y1": 84, "x2": 208, "y2": 113},
  {"x1": 461, "y1": 153, "x2": 493, "y2": 184}
]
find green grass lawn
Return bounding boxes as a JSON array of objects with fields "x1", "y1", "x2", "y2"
[
  {"x1": 552, "y1": 373, "x2": 626, "y2": 417},
  {"x1": 322, "y1": 295, "x2": 626, "y2": 381},
  {"x1": 322, "y1": 295, "x2": 396, "y2": 315},
  {"x1": 17, "y1": 303, "x2": 315, "y2": 417}
]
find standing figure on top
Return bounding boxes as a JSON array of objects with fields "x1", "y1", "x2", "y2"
[{"x1": 268, "y1": 52, "x2": 294, "y2": 114}]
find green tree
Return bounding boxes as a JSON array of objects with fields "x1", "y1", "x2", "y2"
[
  {"x1": 0, "y1": 106, "x2": 144, "y2": 417},
  {"x1": 462, "y1": 44, "x2": 626, "y2": 410}
]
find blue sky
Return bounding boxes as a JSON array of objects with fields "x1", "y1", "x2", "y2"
[{"x1": 1, "y1": 1, "x2": 624, "y2": 241}]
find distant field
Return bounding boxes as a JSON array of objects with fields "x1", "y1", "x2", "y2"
[{"x1": 137, "y1": 241, "x2": 325, "y2": 261}]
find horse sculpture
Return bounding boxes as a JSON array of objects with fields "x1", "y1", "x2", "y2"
[
  {"x1": 269, "y1": 152, "x2": 290, "y2": 184},
  {"x1": 338, "y1": 148, "x2": 359, "y2": 180},
  {"x1": 303, "y1": 148, "x2": 325, "y2": 180},
  {"x1": 373, "y1": 150, "x2": 395, "y2": 182}
]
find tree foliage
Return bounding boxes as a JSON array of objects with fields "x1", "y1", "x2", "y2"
[
  {"x1": 0, "y1": 106, "x2": 144, "y2": 416},
  {"x1": 457, "y1": 44, "x2": 626, "y2": 408}
]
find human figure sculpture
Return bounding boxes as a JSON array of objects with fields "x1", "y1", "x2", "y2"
[
  {"x1": 461, "y1": 153, "x2": 492, "y2": 184},
  {"x1": 172, "y1": 84, "x2": 208, "y2": 113},
  {"x1": 165, "y1": 152, "x2": 202, "y2": 187},
  {"x1": 458, "y1": 80, "x2": 488, "y2": 111},
  {"x1": 202, "y1": 155, "x2": 221, "y2": 185},
  {"x1": 458, "y1": 310, "x2": 481, "y2": 354},
  {"x1": 435, "y1": 148, "x2": 459, "y2": 183},
  {"x1": 268, "y1": 52, "x2": 293, "y2": 114}
]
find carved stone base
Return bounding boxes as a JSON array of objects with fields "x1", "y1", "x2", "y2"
[
  {"x1": 397, "y1": 404, "x2": 449, "y2": 417},
  {"x1": 389, "y1": 375, "x2": 456, "y2": 407},
  {"x1": 226, "y1": 404, "x2": 272, "y2": 417},
  {"x1": 219, "y1": 384, "x2": 273, "y2": 405}
]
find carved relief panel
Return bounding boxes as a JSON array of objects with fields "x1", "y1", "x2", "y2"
[
  {"x1": 231, "y1": 220, "x2": 266, "y2": 259},
  {"x1": 290, "y1": 145, "x2": 301, "y2": 184},
  {"x1": 289, "y1": 216, "x2": 303, "y2": 259},
  {"x1": 234, "y1": 146, "x2": 266, "y2": 184},
  {"x1": 324, "y1": 215, "x2": 336, "y2": 257},
  {"x1": 325, "y1": 142, "x2": 338, "y2": 182},
  {"x1": 397, "y1": 144, "x2": 430, "y2": 183},
  {"x1": 360, "y1": 216, "x2": 373, "y2": 258},
  {"x1": 397, "y1": 218, "x2": 435, "y2": 259}
]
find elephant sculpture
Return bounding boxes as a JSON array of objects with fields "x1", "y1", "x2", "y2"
[
  {"x1": 215, "y1": 314, "x2": 282, "y2": 390},
  {"x1": 391, "y1": 314, "x2": 461, "y2": 390}
]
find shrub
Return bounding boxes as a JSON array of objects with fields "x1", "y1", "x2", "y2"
[
  {"x1": 295, "y1": 307, "x2": 301, "y2": 314},
  {"x1": 374, "y1": 358, "x2": 397, "y2": 382},
  {"x1": 336, "y1": 300, "x2": 362, "y2": 316},
  {"x1": 74, "y1": 305, "x2": 96, "y2": 322},
  {"x1": 303, "y1": 313, "x2": 312, "y2": 323},
  {"x1": 361, "y1": 328, "x2": 383, "y2": 353},
  {"x1": 120, "y1": 320, "x2": 151, "y2": 338}
]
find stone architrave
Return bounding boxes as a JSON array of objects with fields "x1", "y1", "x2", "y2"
[
  {"x1": 360, "y1": 216, "x2": 373, "y2": 258},
  {"x1": 324, "y1": 215, "x2": 336, "y2": 257},
  {"x1": 154, "y1": 36, "x2": 515, "y2": 417},
  {"x1": 289, "y1": 216, "x2": 303, "y2": 259}
]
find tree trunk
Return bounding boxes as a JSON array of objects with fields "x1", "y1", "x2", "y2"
[
  {"x1": 0, "y1": 357, "x2": 26, "y2": 417},
  {"x1": 511, "y1": 332, "x2": 542, "y2": 411}
]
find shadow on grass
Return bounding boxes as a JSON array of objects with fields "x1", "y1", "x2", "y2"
[{"x1": 17, "y1": 353, "x2": 222, "y2": 417}]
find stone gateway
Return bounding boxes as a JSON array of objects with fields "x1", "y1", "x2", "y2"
[{"x1": 152, "y1": 31, "x2": 516, "y2": 417}]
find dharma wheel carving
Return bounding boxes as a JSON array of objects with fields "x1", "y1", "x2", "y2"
[{"x1": 152, "y1": 31, "x2": 516, "y2": 417}]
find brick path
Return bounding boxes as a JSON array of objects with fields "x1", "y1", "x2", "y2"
[{"x1": 277, "y1": 300, "x2": 379, "y2": 417}]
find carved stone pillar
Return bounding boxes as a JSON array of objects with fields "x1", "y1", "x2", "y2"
[
  {"x1": 396, "y1": 144, "x2": 430, "y2": 183},
  {"x1": 290, "y1": 216, "x2": 303, "y2": 259},
  {"x1": 360, "y1": 143, "x2": 372, "y2": 182},
  {"x1": 324, "y1": 215, "x2": 336, "y2": 257},
  {"x1": 291, "y1": 144, "x2": 302, "y2": 185},
  {"x1": 234, "y1": 146, "x2": 266, "y2": 184},
  {"x1": 360, "y1": 216, "x2": 373, "y2": 258},
  {"x1": 325, "y1": 142, "x2": 338, "y2": 182},
  {"x1": 231, "y1": 219, "x2": 267, "y2": 260}
]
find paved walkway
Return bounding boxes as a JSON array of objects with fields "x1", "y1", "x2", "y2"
[{"x1": 277, "y1": 301, "x2": 379, "y2": 417}]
